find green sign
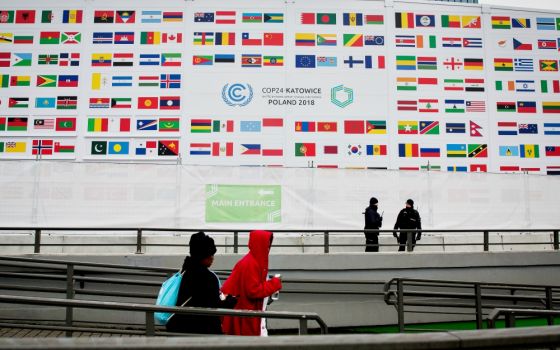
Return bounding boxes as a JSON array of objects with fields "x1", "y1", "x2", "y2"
[{"x1": 205, "y1": 184, "x2": 281, "y2": 223}]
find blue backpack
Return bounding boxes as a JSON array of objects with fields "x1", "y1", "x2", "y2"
[{"x1": 154, "y1": 271, "x2": 184, "y2": 325}]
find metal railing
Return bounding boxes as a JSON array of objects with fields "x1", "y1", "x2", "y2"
[
  {"x1": 487, "y1": 308, "x2": 560, "y2": 328},
  {"x1": 1, "y1": 227, "x2": 559, "y2": 253},
  {"x1": 384, "y1": 278, "x2": 560, "y2": 332},
  {"x1": 0, "y1": 294, "x2": 328, "y2": 336}
]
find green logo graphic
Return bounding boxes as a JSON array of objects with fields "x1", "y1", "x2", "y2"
[
  {"x1": 330, "y1": 84, "x2": 353, "y2": 108},
  {"x1": 206, "y1": 184, "x2": 281, "y2": 223}
]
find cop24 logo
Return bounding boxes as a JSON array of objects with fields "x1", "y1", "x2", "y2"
[
  {"x1": 331, "y1": 85, "x2": 353, "y2": 108},
  {"x1": 222, "y1": 83, "x2": 253, "y2": 107}
]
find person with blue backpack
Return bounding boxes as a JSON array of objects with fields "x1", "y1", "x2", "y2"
[{"x1": 165, "y1": 231, "x2": 237, "y2": 334}]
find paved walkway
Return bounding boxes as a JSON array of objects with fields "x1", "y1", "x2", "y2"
[{"x1": 0, "y1": 326, "x2": 141, "y2": 338}]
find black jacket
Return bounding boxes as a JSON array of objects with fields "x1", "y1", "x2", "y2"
[
  {"x1": 364, "y1": 206, "x2": 383, "y2": 231},
  {"x1": 166, "y1": 256, "x2": 235, "y2": 334},
  {"x1": 393, "y1": 207, "x2": 422, "y2": 230}
]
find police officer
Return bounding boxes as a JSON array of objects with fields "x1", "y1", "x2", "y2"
[
  {"x1": 393, "y1": 199, "x2": 422, "y2": 251},
  {"x1": 364, "y1": 197, "x2": 383, "y2": 252}
]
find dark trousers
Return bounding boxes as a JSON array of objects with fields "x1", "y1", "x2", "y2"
[
  {"x1": 398, "y1": 232, "x2": 416, "y2": 251},
  {"x1": 365, "y1": 234, "x2": 379, "y2": 252}
]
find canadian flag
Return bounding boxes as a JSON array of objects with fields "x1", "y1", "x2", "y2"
[{"x1": 162, "y1": 33, "x2": 182, "y2": 44}]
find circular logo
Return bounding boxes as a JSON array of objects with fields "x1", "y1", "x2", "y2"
[
  {"x1": 222, "y1": 83, "x2": 253, "y2": 107},
  {"x1": 419, "y1": 15, "x2": 432, "y2": 27}
]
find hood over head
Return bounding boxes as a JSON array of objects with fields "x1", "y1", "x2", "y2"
[{"x1": 248, "y1": 230, "x2": 273, "y2": 274}]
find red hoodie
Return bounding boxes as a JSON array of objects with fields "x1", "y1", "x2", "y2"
[{"x1": 221, "y1": 230, "x2": 282, "y2": 336}]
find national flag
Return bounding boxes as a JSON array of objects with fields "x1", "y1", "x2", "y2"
[
  {"x1": 417, "y1": 56, "x2": 436, "y2": 70},
  {"x1": 547, "y1": 166, "x2": 560, "y2": 175},
  {"x1": 240, "y1": 120, "x2": 261, "y2": 132},
  {"x1": 343, "y1": 13, "x2": 363, "y2": 26},
  {"x1": 214, "y1": 54, "x2": 235, "y2": 63},
  {"x1": 494, "y1": 58, "x2": 513, "y2": 71},
  {"x1": 295, "y1": 33, "x2": 314, "y2": 46},
  {"x1": 544, "y1": 123, "x2": 560, "y2": 135},
  {"x1": 11, "y1": 53, "x2": 31, "y2": 66},
  {"x1": 316, "y1": 33, "x2": 336, "y2": 46},
  {"x1": 163, "y1": 11, "x2": 183, "y2": 23},
  {"x1": 263, "y1": 55, "x2": 283, "y2": 66},
  {"x1": 160, "y1": 96, "x2": 180, "y2": 110},
  {"x1": 516, "y1": 101, "x2": 536, "y2": 113},
  {"x1": 0, "y1": 10, "x2": 14, "y2": 23},
  {"x1": 518, "y1": 123, "x2": 538, "y2": 134},
  {"x1": 395, "y1": 12, "x2": 414, "y2": 28},
  {"x1": 113, "y1": 32, "x2": 134, "y2": 44},
  {"x1": 497, "y1": 121, "x2": 518, "y2": 135},
  {"x1": 161, "y1": 53, "x2": 181, "y2": 66},
  {"x1": 397, "y1": 77, "x2": 417, "y2": 91},
  {"x1": 59, "y1": 53, "x2": 79, "y2": 66},
  {"x1": 212, "y1": 142, "x2": 234, "y2": 156},
  {"x1": 300, "y1": 13, "x2": 336, "y2": 25},
  {"x1": 139, "y1": 53, "x2": 160, "y2": 66},
  {"x1": 53, "y1": 141, "x2": 75, "y2": 154},
  {"x1": 40, "y1": 31, "x2": 60, "y2": 44},
  {"x1": 316, "y1": 56, "x2": 337, "y2": 67},
  {"x1": 113, "y1": 53, "x2": 133, "y2": 67},
  {"x1": 295, "y1": 121, "x2": 316, "y2": 132},
  {"x1": 241, "y1": 144, "x2": 261, "y2": 155},
  {"x1": 514, "y1": 58, "x2": 533, "y2": 72},
  {"x1": 35, "y1": 97, "x2": 55, "y2": 108},
  {"x1": 468, "y1": 144, "x2": 487, "y2": 158},
  {"x1": 38, "y1": 54, "x2": 58, "y2": 65},
  {"x1": 513, "y1": 38, "x2": 532, "y2": 50},
  {"x1": 540, "y1": 59, "x2": 558, "y2": 72},
  {"x1": 347, "y1": 144, "x2": 363, "y2": 156},
  {"x1": 395, "y1": 35, "x2": 417, "y2": 47},
  {"x1": 398, "y1": 120, "x2": 418, "y2": 134},
  {"x1": 520, "y1": 144, "x2": 539, "y2": 158},
  {"x1": 447, "y1": 144, "x2": 467, "y2": 157},
  {"x1": 56, "y1": 74, "x2": 79, "y2": 88},
  {"x1": 7, "y1": 117, "x2": 28, "y2": 131},
  {"x1": 497, "y1": 101, "x2": 516, "y2": 112},
  {"x1": 463, "y1": 37, "x2": 482, "y2": 48},
  {"x1": 15, "y1": 10, "x2": 35, "y2": 24},
  {"x1": 500, "y1": 166, "x2": 520, "y2": 172},
  {"x1": 396, "y1": 55, "x2": 415, "y2": 70},
  {"x1": 444, "y1": 78, "x2": 464, "y2": 91},
  {"x1": 61, "y1": 32, "x2": 81, "y2": 44},
  {"x1": 94, "y1": 10, "x2": 114, "y2": 23},
  {"x1": 441, "y1": 15, "x2": 460, "y2": 28},
  {"x1": 193, "y1": 55, "x2": 213, "y2": 66},
  {"x1": 343, "y1": 34, "x2": 363, "y2": 47},
  {"x1": 364, "y1": 14, "x2": 383, "y2": 25},
  {"x1": 445, "y1": 99, "x2": 465, "y2": 113},
  {"x1": 136, "y1": 119, "x2": 157, "y2": 131},
  {"x1": 13, "y1": 34, "x2": 33, "y2": 44},
  {"x1": 419, "y1": 121, "x2": 439, "y2": 135},
  {"x1": 264, "y1": 13, "x2": 284, "y2": 23},
  {"x1": 295, "y1": 55, "x2": 315, "y2": 68},
  {"x1": 464, "y1": 58, "x2": 483, "y2": 70},
  {"x1": 512, "y1": 18, "x2": 531, "y2": 28},
  {"x1": 241, "y1": 54, "x2": 262, "y2": 67},
  {"x1": 160, "y1": 74, "x2": 181, "y2": 88},
  {"x1": 418, "y1": 98, "x2": 438, "y2": 112},
  {"x1": 542, "y1": 101, "x2": 560, "y2": 113},
  {"x1": 0, "y1": 74, "x2": 8, "y2": 88},
  {"x1": 159, "y1": 118, "x2": 180, "y2": 132},
  {"x1": 366, "y1": 145, "x2": 387, "y2": 156},
  {"x1": 513, "y1": 79, "x2": 535, "y2": 92},
  {"x1": 56, "y1": 96, "x2": 77, "y2": 109},
  {"x1": 492, "y1": 16, "x2": 511, "y2": 29},
  {"x1": 420, "y1": 147, "x2": 440, "y2": 157},
  {"x1": 242, "y1": 12, "x2": 262, "y2": 23},
  {"x1": 538, "y1": 39, "x2": 557, "y2": 50},
  {"x1": 215, "y1": 32, "x2": 235, "y2": 46},
  {"x1": 415, "y1": 35, "x2": 436, "y2": 48},
  {"x1": 194, "y1": 32, "x2": 214, "y2": 45},
  {"x1": 116, "y1": 10, "x2": 135, "y2": 24},
  {"x1": 140, "y1": 31, "x2": 161, "y2": 45},
  {"x1": 32, "y1": 140, "x2": 53, "y2": 156},
  {"x1": 138, "y1": 96, "x2": 158, "y2": 109},
  {"x1": 398, "y1": 143, "x2": 419, "y2": 157},
  {"x1": 33, "y1": 118, "x2": 54, "y2": 130},
  {"x1": 416, "y1": 14, "x2": 435, "y2": 27},
  {"x1": 91, "y1": 53, "x2": 112, "y2": 66},
  {"x1": 499, "y1": 146, "x2": 519, "y2": 157},
  {"x1": 110, "y1": 97, "x2": 131, "y2": 109},
  {"x1": 397, "y1": 100, "x2": 417, "y2": 111},
  {"x1": 108, "y1": 141, "x2": 129, "y2": 155},
  {"x1": 87, "y1": 118, "x2": 109, "y2": 132},
  {"x1": 364, "y1": 120, "x2": 386, "y2": 134},
  {"x1": 344, "y1": 120, "x2": 365, "y2": 134},
  {"x1": 140, "y1": 10, "x2": 162, "y2": 23},
  {"x1": 189, "y1": 143, "x2": 211, "y2": 155},
  {"x1": 215, "y1": 11, "x2": 236, "y2": 24},
  {"x1": 89, "y1": 97, "x2": 110, "y2": 108},
  {"x1": 462, "y1": 16, "x2": 481, "y2": 28},
  {"x1": 9, "y1": 75, "x2": 30, "y2": 86},
  {"x1": 190, "y1": 119, "x2": 212, "y2": 133},
  {"x1": 92, "y1": 32, "x2": 112, "y2": 44},
  {"x1": 194, "y1": 12, "x2": 213, "y2": 23},
  {"x1": 212, "y1": 120, "x2": 234, "y2": 132},
  {"x1": 36, "y1": 75, "x2": 56, "y2": 87},
  {"x1": 55, "y1": 117, "x2": 76, "y2": 131},
  {"x1": 8, "y1": 97, "x2": 29, "y2": 108},
  {"x1": 0, "y1": 33, "x2": 13, "y2": 43},
  {"x1": 470, "y1": 121, "x2": 483, "y2": 137},
  {"x1": 536, "y1": 17, "x2": 555, "y2": 30},
  {"x1": 442, "y1": 37, "x2": 461, "y2": 47},
  {"x1": 446, "y1": 122, "x2": 466, "y2": 134},
  {"x1": 295, "y1": 143, "x2": 315, "y2": 156},
  {"x1": 4, "y1": 141, "x2": 26, "y2": 153},
  {"x1": 546, "y1": 146, "x2": 560, "y2": 156},
  {"x1": 466, "y1": 100, "x2": 486, "y2": 112},
  {"x1": 158, "y1": 140, "x2": 179, "y2": 156},
  {"x1": 111, "y1": 75, "x2": 133, "y2": 87}
]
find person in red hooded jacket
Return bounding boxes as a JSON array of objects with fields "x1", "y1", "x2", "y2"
[{"x1": 221, "y1": 230, "x2": 282, "y2": 336}]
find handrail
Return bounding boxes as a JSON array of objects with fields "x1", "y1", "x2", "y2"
[
  {"x1": 0, "y1": 294, "x2": 328, "y2": 336},
  {"x1": 487, "y1": 308, "x2": 560, "y2": 328},
  {"x1": 0, "y1": 227, "x2": 558, "y2": 253},
  {"x1": 384, "y1": 278, "x2": 560, "y2": 332}
]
